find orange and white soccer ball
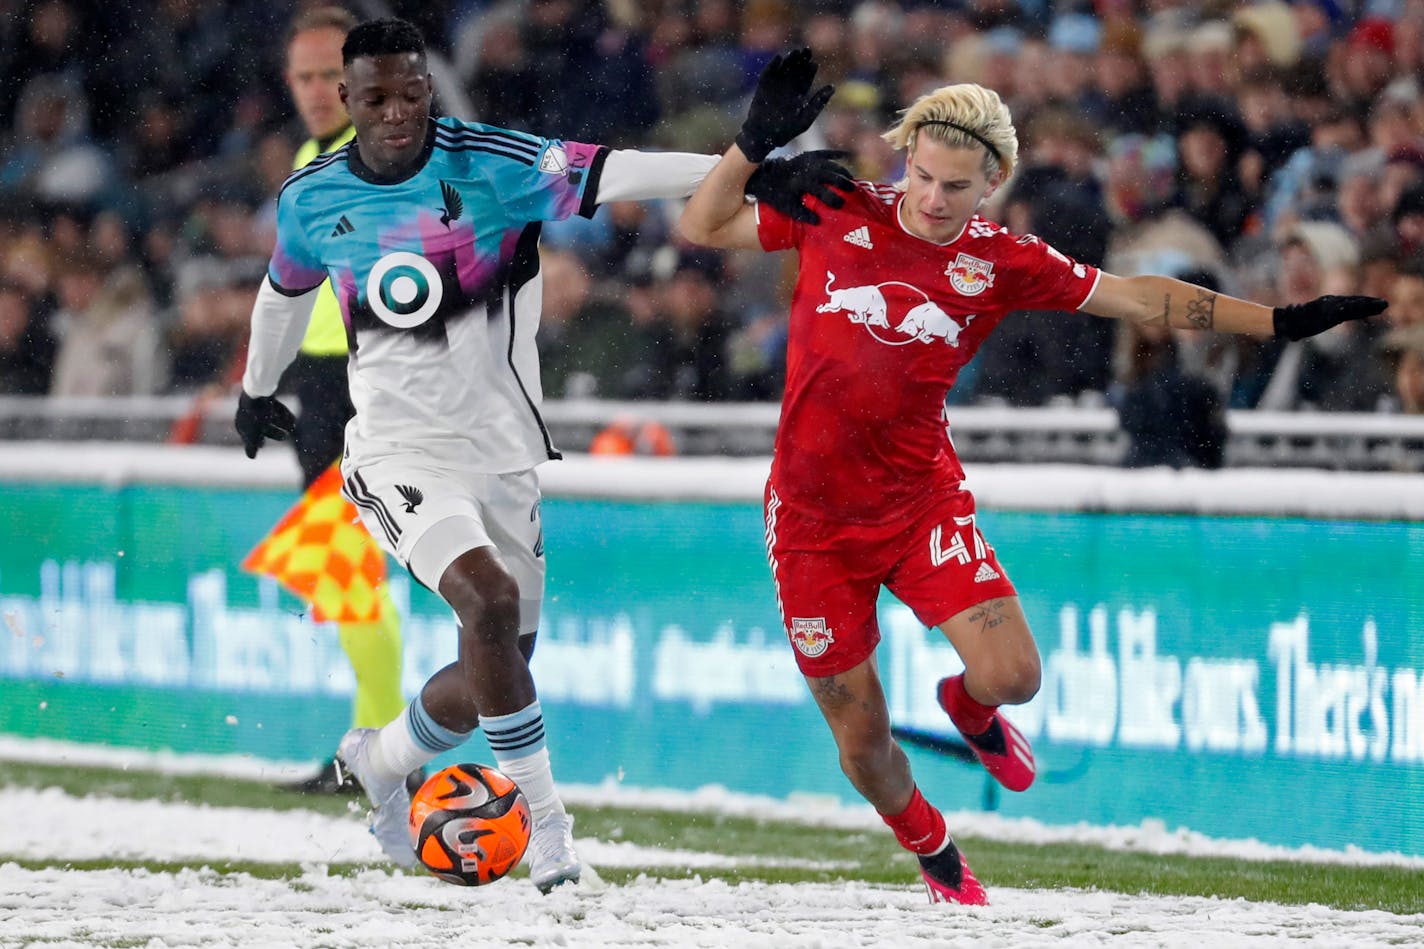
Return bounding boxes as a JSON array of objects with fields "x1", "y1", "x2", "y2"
[{"x1": 408, "y1": 763, "x2": 531, "y2": 886}]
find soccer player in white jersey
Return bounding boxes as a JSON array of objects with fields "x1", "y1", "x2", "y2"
[
  {"x1": 678, "y1": 48, "x2": 1387, "y2": 904},
  {"x1": 233, "y1": 18, "x2": 834, "y2": 892}
]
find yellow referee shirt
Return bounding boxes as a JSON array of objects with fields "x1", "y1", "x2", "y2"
[{"x1": 294, "y1": 125, "x2": 357, "y2": 356}]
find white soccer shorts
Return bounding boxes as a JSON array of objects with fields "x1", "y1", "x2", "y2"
[{"x1": 340, "y1": 459, "x2": 546, "y2": 634}]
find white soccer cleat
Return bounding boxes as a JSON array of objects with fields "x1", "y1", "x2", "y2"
[
  {"x1": 336, "y1": 728, "x2": 417, "y2": 868},
  {"x1": 527, "y1": 811, "x2": 582, "y2": 893}
]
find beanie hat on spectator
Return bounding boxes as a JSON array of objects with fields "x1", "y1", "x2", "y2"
[
  {"x1": 1231, "y1": 2, "x2": 1302, "y2": 67},
  {"x1": 1187, "y1": 21, "x2": 1235, "y2": 57},
  {"x1": 1347, "y1": 18, "x2": 1396, "y2": 57},
  {"x1": 1289, "y1": 221, "x2": 1360, "y2": 270}
]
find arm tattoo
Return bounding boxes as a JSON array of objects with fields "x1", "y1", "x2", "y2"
[
  {"x1": 1185, "y1": 289, "x2": 1217, "y2": 330},
  {"x1": 809, "y1": 675, "x2": 857, "y2": 710}
]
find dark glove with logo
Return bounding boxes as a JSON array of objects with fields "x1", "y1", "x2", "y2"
[
  {"x1": 745, "y1": 150, "x2": 855, "y2": 225},
  {"x1": 735, "y1": 47, "x2": 836, "y2": 164},
  {"x1": 1272, "y1": 295, "x2": 1388, "y2": 341},
  {"x1": 234, "y1": 391, "x2": 296, "y2": 459}
]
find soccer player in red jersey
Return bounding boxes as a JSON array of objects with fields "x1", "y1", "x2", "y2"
[{"x1": 679, "y1": 49, "x2": 1386, "y2": 905}]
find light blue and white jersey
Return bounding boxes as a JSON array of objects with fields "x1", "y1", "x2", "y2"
[{"x1": 268, "y1": 116, "x2": 607, "y2": 472}]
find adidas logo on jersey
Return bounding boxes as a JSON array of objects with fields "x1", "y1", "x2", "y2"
[
  {"x1": 330, "y1": 215, "x2": 355, "y2": 237},
  {"x1": 843, "y1": 226, "x2": 873, "y2": 249},
  {"x1": 973, "y1": 562, "x2": 1001, "y2": 583}
]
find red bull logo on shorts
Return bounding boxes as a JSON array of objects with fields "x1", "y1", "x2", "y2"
[
  {"x1": 945, "y1": 252, "x2": 995, "y2": 296},
  {"x1": 790, "y1": 617, "x2": 835, "y2": 658}
]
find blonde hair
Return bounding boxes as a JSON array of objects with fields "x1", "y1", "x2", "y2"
[{"x1": 882, "y1": 83, "x2": 1019, "y2": 182}]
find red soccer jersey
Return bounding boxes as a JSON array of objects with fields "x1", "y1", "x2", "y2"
[{"x1": 757, "y1": 181, "x2": 1101, "y2": 524}]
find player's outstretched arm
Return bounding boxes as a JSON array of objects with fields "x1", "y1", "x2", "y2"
[
  {"x1": 680, "y1": 47, "x2": 836, "y2": 249},
  {"x1": 1083, "y1": 273, "x2": 1387, "y2": 338}
]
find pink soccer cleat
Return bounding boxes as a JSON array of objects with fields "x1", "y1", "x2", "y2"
[
  {"x1": 938, "y1": 675, "x2": 1037, "y2": 792},
  {"x1": 918, "y1": 838, "x2": 988, "y2": 905}
]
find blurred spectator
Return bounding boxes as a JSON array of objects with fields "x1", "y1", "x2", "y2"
[
  {"x1": 1044, "y1": 12, "x2": 1102, "y2": 119},
  {"x1": 0, "y1": 279, "x2": 54, "y2": 394},
  {"x1": 1172, "y1": 98, "x2": 1254, "y2": 249},
  {"x1": 628, "y1": 250, "x2": 735, "y2": 401},
  {"x1": 1379, "y1": 323, "x2": 1424, "y2": 413},
  {"x1": 1185, "y1": 21, "x2": 1236, "y2": 101},
  {"x1": 1386, "y1": 260, "x2": 1424, "y2": 329},
  {"x1": 465, "y1": 7, "x2": 543, "y2": 132},
  {"x1": 969, "y1": 108, "x2": 1114, "y2": 406},
  {"x1": 49, "y1": 256, "x2": 163, "y2": 397},
  {"x1": 0, "y1": 75, "x2": 114, "y2": 205},
  {"x1": 1103, "y1": 134, "x2": 1228, "y2": 282},
  {"x1": 1236, "y1": 67, "x2": 1310, "y2": 193},
  {"x1": 1110, "y1": 314, "x2": 1227, "y2": 470},
  {"x1": 118, "y1": 93, "x2": 192, "y2": 181},
  {"x1": 1143, "y1": 20, "x2": 1193, "y2": 125},
  {"x1": 166, "y1": 259, "x2": 256, "y2": 392},
  {"x1": 1093, "y1": 19, "x2": 1157, "y2": 136},
  {"x1": 1259, "y1": 223, "x2": 1390, "y2": 411},
  {"x1": 1339, "y1": 18, "x2": 1398, "y2": 111},
  {"x1": 536, "y1": 248, "x2": 641, "y2": 399},
  {"x1": 1232, "y1": 3, "x2": 1303, "y2": 76},
  {"x1": 1391, "y1": 182, "x2": 1424, "y2": 257}
]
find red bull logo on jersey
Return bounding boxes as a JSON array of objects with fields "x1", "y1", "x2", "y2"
[
  {"x1": 817, "y1": 271, "x2": 975, "y2": 347},
  {"x1": 945, "y1": 253, "x2": 995, "y2": 296},
  {"x1": 790, "y1": 617, "x2": 835, "y2": 658}
]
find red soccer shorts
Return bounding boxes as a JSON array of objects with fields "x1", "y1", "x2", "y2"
[{"x1": 763, "y1": 482, "x2": 1018, "y2": 678}]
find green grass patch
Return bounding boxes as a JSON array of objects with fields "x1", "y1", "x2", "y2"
[{"x1": 3, "y1": 759, "x2": 1422, "y2": 914}]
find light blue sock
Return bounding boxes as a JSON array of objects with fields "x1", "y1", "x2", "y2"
[
  {"x1": 373, "y1": 700, "x2": 472, "y2": 779},
  {"x1": 480, "y1": 700, "x2": 563, "y2": 819}
]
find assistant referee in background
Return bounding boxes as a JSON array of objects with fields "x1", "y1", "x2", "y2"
[{"x1": 278, "y1": 5, "x2": 409, "y2": 794}]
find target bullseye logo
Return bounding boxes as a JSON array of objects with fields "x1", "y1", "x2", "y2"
[{"x1": 367, "y1": 251, "x2": 442, "y2": 328}]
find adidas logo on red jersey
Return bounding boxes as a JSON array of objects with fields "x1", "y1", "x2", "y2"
[
  {"x1": 842, "y1": 226, "x2": 873, "y2": 249},
  {"x1": 974, "y1": 561, "x2": 1001, "y2": 583}
]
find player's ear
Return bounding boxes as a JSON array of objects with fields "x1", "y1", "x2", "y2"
[
  {"x1": 338, "y1": 81, "x2": 348, "y2": 108},
  {"x1": 980, "y1": 168, "x2": 1005, "y2": 203}
]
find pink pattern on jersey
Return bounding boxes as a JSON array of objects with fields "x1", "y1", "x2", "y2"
[{"x1": 758, "y1": 184, "x2": 1100, "y2": 524}]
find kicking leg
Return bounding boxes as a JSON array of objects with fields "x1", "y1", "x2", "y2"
[{"x1": 936, "y1": 595, "x2": 1040, "y2": 791}]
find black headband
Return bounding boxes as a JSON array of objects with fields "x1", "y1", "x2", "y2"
[{"x1": 916, "y1": 120, "x2": 1002, "y2": 166}]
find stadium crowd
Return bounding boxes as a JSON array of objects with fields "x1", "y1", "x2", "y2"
[{"x1": 1, "y1": 0, "x2": 1423, "y2": 446}]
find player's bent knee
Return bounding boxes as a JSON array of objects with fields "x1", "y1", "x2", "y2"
[{"x1": 994, "y1": 656, "x2": 1041, "y2": 706}]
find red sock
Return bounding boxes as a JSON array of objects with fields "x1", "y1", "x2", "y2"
[
  {"x1": 880, "y1": 786, "x2": 948, "y2": 855},
  {"x1": 941, "y1": 674, "x2": 996, "y2": 735}
]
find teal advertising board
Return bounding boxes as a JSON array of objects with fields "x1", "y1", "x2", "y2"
[{"x1": 2, "y1": 480, "x2": 1422, "y2": 856}]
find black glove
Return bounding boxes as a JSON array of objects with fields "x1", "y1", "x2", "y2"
[
  {"x1": 1272, "y1": 295, "x2": 1388, "y2": 342},
  {"x1": 735, "y1": 47, "x2": 835, "y2": 164},
  {"x1": 745, "y1": 150, "x2": 855, "y2": 225},
  {"x1": 234, "y1": 391, "x2": 296, "y2": 459}
]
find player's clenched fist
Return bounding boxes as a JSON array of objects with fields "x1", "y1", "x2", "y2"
[{"x1": 735, "y1": 47, "x2": 836, "y2": 163}]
